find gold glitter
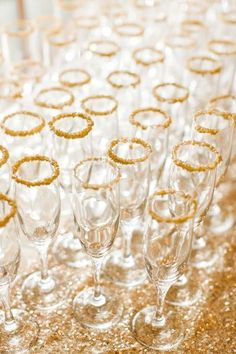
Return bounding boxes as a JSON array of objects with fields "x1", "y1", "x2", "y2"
[
  {"x1": 81, "y1": 95, "x2": 118, "y2": 116},
  {"x1": 88, "y1": 40, "x2": 120, "y2": 57},
  {"x1": 194, "y1": 109, "x2": 233, "y2": 135},
  {"x1": 129, "y1": 107, "x2": 171, "y2": 130},
  {"x1": 153, "y1": 82, "x2": 189, "y2": 104},
  {"x1": 1, "y1": 111, "x2": 45, "y2": 137},
  {"x1": 0, "y1": 193, "x2": 17, "y2": 227},
  {"x1": 187, "y1": 56, "x2": 222, "y2": 75},
  {"x1": 0, "y1": 145, "x2": 9, "y2": 168},
  {"x1": 74, "y1": 16, "x2": 99, "y2": 29},
  {"x1": 107, "y1": 71, "x2": 140, "y2": 89},
  {"x1": 208, "y1": 39, "x2": 236, "y2": 56},
  {"x1": 0, "y1": 80, "x2": 22, "y2": 99},
  {"x1": 34, "y1": 87, "x2": 74, "y2": 109},
  {"x1": 59, "y1": 68, "x2": 91, "y2": 88},
  {"x1": 133, "y1": 47, "x2": 165, "y2": 66},
  {"x1": 12, "y1": 155, "x2": 60, "y2": 187},
  {"x1": 114, "y1": 22, "x2": 144, "y2": 37}
]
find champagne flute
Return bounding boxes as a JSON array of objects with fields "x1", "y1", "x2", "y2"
[
  {"x1": 72, "y1": 157, "x2": 123, "y2": 329},
  {"x1": 0, "y1": 193, "x2": 39, "y2": 352},
  {"x1": 0, "y1": 145, "x2": 11, "y2": 195},
  {"x1": 131, "y1": 189, "x2": 197, "y2": 351}
]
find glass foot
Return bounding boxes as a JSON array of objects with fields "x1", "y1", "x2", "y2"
[
  {"x1": 166, "y1": 275, "x2": 202, "y2": 307},
  {"x1": 191, "y1": 238, "x2": 219, "y2": 269},
  {"x1": 104, "y1": 250, "x2": 146, "y2": 287},
  {"x1": 131, "y1": 306, "x2": 184, "y2": 351},
  {"x1": 22, "y1": 267, "x2": 69, "y2": 311},
  {"x1": 73, "y1": 286, "x2": 123, "y2": 329},
  {"x1": 53, "y1": 233, "x2": 90, "y2": 268},
  {"x1": 209, "y1": 211, "x2": 234, "y2": 234},
  {"x1": 0, "y1": 309, "x2": 39, "y2": 353}
]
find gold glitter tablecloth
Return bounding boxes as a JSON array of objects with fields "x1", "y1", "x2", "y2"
[{"x1": 10, "y1": 182, "x2": 236, "y2": 354}]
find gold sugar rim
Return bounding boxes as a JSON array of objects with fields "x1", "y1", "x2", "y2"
[
  {"x1": 220, "y1": 11, "x2": 236, "y2": 25},
  {"x1": 74, "y1": 15, "x2": 99, "y2": 29},
  {"x1": 153, "y1": 82, "x2": 189, "y2": 103},
  {"x1": 88, "y1": 40, "x2": 120, "y2": 57},
  {"x1": 107, "y1": 70, "x2": 141, "y2": 89},
  {"x1": 0, "y1": 80, "x2": 22, "y2": 99},
  {"x1": 129, "y1": 107, "x2": 171, "y2": 130},
  {"x1": 47, "y1": 31, "x2": 76, "y2": 47},
  {"x1": 34, "y1": 86, "x2": 74, "y2": 109},
  {"x1": 0, "y1": 145, "x2": 9, "y2": 168},
  {"x1": 114, "y1": 22, "x2": 144, "y2": 37},
  {"x1": 12, "y1": 60, "x2": 46, "y2": 81},
  {"x1": 172, "y1": 140, "x2": 222, "y2": 172},
  {"x1": 1, "y1": 110, "x2": 45, "y2": 137},
  {"x1": 133, "y1": 47, "x2": 165, "y2": 66},
  {"x1": 0, "y1": 193, "x2": 17, "y2": 228},
  {"x1": 35, "y1": 16, "x2": 62, "y2": 35},
  {"x1": 12, "y1": 155, "x2": 60, "y2": 187},
  {"x1": 181, "y1": 19, "x2": 206, "y2": 31},
  {"x1": 208, "y1": 39, "x2": 236, "y2": 56},
  {"x1": 187, "y1": 56, "x2": 222, "y2": 75},
  {"x1": 81, "y1": 95, "x2": 118, "y2": 116},
  {"x1": 208, "y1": 94, "x2": 236, "y2": 119},
  {"x1": 49, "y1": 112, "x2": 94, "y2": 139},
  {"x1": 149, "y1": 189, "x2": 197, "y2": 223},
  {"x1": 4, "y1": 19, "x2": 34, "y2": 37},
  {"x1": 74, "y1": 157, "x2": 121, "y2": 190},
  {"x1": 108, "y1": 137, "x2": 152, "y2": 165},
  {"x1": 166, "y1": 33, "x2": 196, "y2": 49},
  {"x1": 59, "y1": 68, "x2": 91, "y2": 87},
  {"x1": 194, "y1": 108, "x2": 234, "y2": 135}
]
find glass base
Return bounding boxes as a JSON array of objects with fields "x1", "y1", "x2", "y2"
[
  {"x1": 104, "y1": 250, "x2": 146, "y2": 287},
  {"x1": 191, "y1": 238, "x2": 219, "y2": 269},
  {"x1": 131, "y1": 306, "x2": 184, "y2": 351},
  {"x1": 22, "y1": 267, "x2": 69, "y2": 311},
  {"x1": 73, "y1": 287, "x2": 123, "y2": 329},
  {"x1": 166, "y1": 276, "x2": 202, "y2": 307},
  {"x1": 53, "y1": 233, "x2": 90, "y2": 268},
  {"x1": 209, "y1": 211, "x2": 234, "y2": 235},
  {"x1": 0, "y1": 309, "x2": 39, "y2": 353}
]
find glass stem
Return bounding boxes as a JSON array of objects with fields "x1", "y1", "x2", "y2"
[
  {"x1": 37, "y1": 243, "x2": 55, "y2": 293},
  {"x1": 153, "y1": 285, "x2": 169, "y2": 327},
  {"x1": 92, "y1": 258, "x2": 103, "y2": 300},
  {"x1": 122, "y1": 223, "x2": 134, "y2": 265},
  {"x1": 0, "y1": 285, "x2": 18, "y2": 332},
  {"x1": 193, "y1": 222, "x2": 206, "y2": 250}
]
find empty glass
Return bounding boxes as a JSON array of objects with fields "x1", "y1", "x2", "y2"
[
  {"x1": 0, "y1": 145, "x2": 11, "y2": 195},
  {"x1": 131, "y1": 189, "x2": 197, "y2": 351},
  {"x1": 72, "y1": 157, "x2": 123, "y2": 329}
]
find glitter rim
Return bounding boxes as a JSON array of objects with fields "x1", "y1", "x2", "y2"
[
  {"x1": 129, "y1": 107, "x2": 171, "y2": 130},
  {"x1": 88, "y1": 40, "x2": 120, "y2": 57},
  {"x1": 114, "y1": 22, "x2": 144, "y2": 37},
  {"x1": 108, "y1": 137, "x2": 152, "y2": 165},
  {"x1": 74, "y1": 156, "x2": 121, "y2": 190},
  {"x1": 107, "y1": 70, "x2": 141, "y2": 89},
  {"x1": 12, "y1": 60, "x2": 46, "y2": 81},
  {"x1": 208, "y1": 39, "x2": 236, "y2": 56},
  {"x1": 208, "y1": 94, "x2": 236, "y2": 120},
  {"x1": 0, "y1": 193, "x2": 17, "y2": 228},
  {"x1": 0, "y1": 80, "x2": 22, "y2": 100},
  {"x1": 194, "y1": 108, "x2": 234, "y2": 135},
  {"x1": 133, "y1": 47, "x2": 165, "y2": 66},
  {"x1": 49, "y1": 112, "x2": 94, "y2": 139},
  {"x1": 4, "y1": 19, "x2": 34, "y2": 37},
  {"x1": 166, "y1": 34, "x2": 196, "y2": 49},
  {"x1": 1, "y1": 111, "x2": 45, "y2": 137},
  {"x1": 149, "y1": 189, "x2": 197, "y2": 223},
  {"x1": 187, "y1": 56, "x2": 222, "y2": 75},
  {"x1": 12, "y1": 155, "x2": 60, "y2": 187},
  {"x1": 47, "y1": 31, "x2": 75, "y2": 47},
  {"x1": 220, "y1": 11, "x2": 236, "y2": 25},
  {"x1": 0, "y1": 145, "x2": 9, "y2": 168},
  {"x1": 172, "y1": 140, "x2": 222, "y2": 172},
  {"x1": 81, "y1": 95, "x2": 118, "y2": 116},
  {"x1": 59, "y1": 68, "x2": 91, "y2": 88},
  {"x1": 181, "y1": 19, "x2": 206, "y2": 32},
  {"x1": 34, "y1": 87, "x2": 74, "y2": 109},
  {"x1": 153, "y1": 82, "x2": 189, "y2": 104}
]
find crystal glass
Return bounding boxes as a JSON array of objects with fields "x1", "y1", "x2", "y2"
[
  {"x1": 1, "y1": 110, "x2": 46, "y2": 162},
  {"x1": 0, "y1": 193, "x2": 39, "y2": 352},
  {"x1": 72, "y1": 157, "x2": 123, "y2": 329},
  {"x1": 81, "y1": 94, "x2": 119, "y2": 154},
  {"x1": 73, "y1": 15, "x2": 100, "y2": 54},
  {"x1": 0, "y1": 145, "x2": 11, "y2": 195},
  {"x1": 104, "y1": 137, "x2": 152, "y2": 287},
  {"x1": 129, "y1": 107, "x2": 171, "y2": 192},
  {"x1": 166, "y1": 140, "x2": 222, "y2": 306},
  {"x1": 13, "y1": 155, "x2": 68, "y2": 311},
  {"x1": 49, "y1": 112, "x2": 94, "y2": 267},
  {"x1": 131, "y1": 189, "x2": 197, "y2": 351},
  {"x1": 0, "y1": 79, "x2": 22, "y2": 114},
  {"x1": 58, "y1": 67, "x2": 91, "y2": 97}
]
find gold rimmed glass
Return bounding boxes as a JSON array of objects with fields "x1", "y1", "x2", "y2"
[
  {"x1": 81, "y1": 94, "x2": 119, "y2": 154},
  {"x1": 129, "y1": 107, "x2": 171, "y2": 191},
  {"x1": 186, "y1": 55, "x2": 222, "y2": 108},
  {"x1": 0, "y1": 145, "x2": 11, "y2": 194},
  {"x1": 131, "y1": 189, "x2": 196, "y2": 351},
  {"x1": 0, "y1": 193, "x2": 39, "y2": 353},
  {"x1": 0, "y1": 80, "x2": 22, "y2": 113},
  {"x1": 208, "y1": 39, "x2": 236, "y2": 93},
  {"x1": 49, "y1": 112, "x2": 94, "y2": 268},
  {"x1": 152, "y1": 82, "x2": 189, "y2": 147},
  {"x1": 1, "y1": 110, "x2": 46, "y2": 162},
  {"x1": 104, "y1": 137, "x2": 152, "y2": 287},
  {"x1": 13, "y1": 155, "x2": 69, "y2": 311},
  {"x1": 34, "y1": 86, "x2": 75, "y2": 120},
  {"x1": 72, "y1": 157, "x2": 123, "y2": 329},
  {"x1": 73, "y1": 16, "x2": 100, "y2": 53}
]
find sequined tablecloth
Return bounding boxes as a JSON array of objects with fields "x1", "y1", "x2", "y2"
[{"x1": 10, "y1": 181, "x2": 236, "y2": 354}]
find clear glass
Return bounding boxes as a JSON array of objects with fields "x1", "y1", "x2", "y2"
[
  {"x1": 13, "y1": 156, "x2": 68, "y2": 311},
  {"x1": 104, "y1": 137, "x2": 151, "y2": 287},
  {"x1": 0, "y1": 145, "x2": 11, "y2": 195},
  {"x1": 0, "y1": 194, "x2": 39, "y2": 352},
  {"x1": 72, "y1": 157, "x2": 123, "y2": 329},
  {"x1": 0, "y1": 79, "x2": 22, "y2": 114},
  {"x1": 131, "y1": 190, "x2": 195, "y2": 351}
]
